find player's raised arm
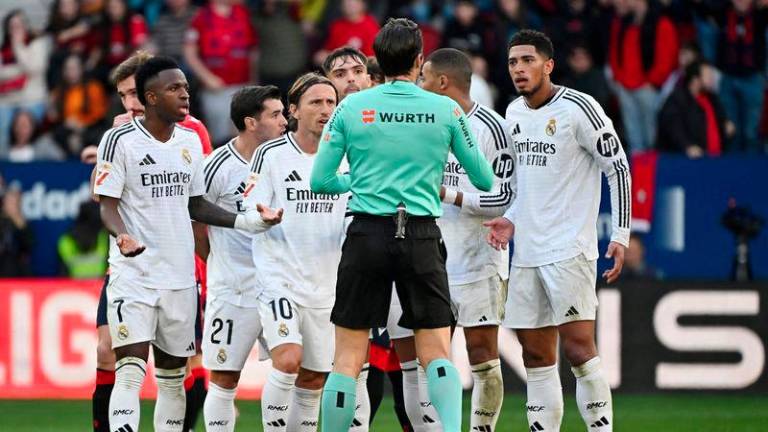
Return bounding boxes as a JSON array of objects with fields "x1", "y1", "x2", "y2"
[
  {"x1": 310, "y1": 101, "x2": 352, "y2": 194},
  {"x1": 574, "y1": 93, "x2": 631, "y2": 282},
  {"x1": 448, "y1": 101, "x2": 494, "y2": 192}
]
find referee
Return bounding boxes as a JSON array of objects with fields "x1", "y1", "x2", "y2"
[{"x1": 310, "y1": 18, "x2": 494, "y2": 432}]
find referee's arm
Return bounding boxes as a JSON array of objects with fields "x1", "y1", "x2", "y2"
[
  {"x1": 310, "y1": 103, "x2": 352, "y2": 194},
  {"x1": 449, "y1": 105, "x2": 495, "y2": 192}
]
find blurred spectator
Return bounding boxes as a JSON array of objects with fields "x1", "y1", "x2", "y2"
[
  {"x1": 46, "y1": 0, "x2": 97, "y2": 86},
  {"x1": 0, "y1": 175, "x2": 33, "y2": 277},
  {"x1": 184, "y1": 0, "x2": 258, "y2": 145},
  {"x1": 659, "y1": 41, "x2": 702, "y2": 103},
  {"x1": 716, "y1": 0, "x2": 767, "y2": 153},
  {"x1": 657, "y1": 61, "x2": 732, "y2": 158},
  {"x1": 0, "y1": 110, "x2": 64, "y2": 162},
  {"x1": 0, "y1": 10, "x2": 51, "y2": 155},
  {"x1": 609, "y1": 0, "x2": 678, "y2": 154},
  {"x1": 316, "y1": 0, "x2": 380, "y2": 62},
  {"x1": 150, "y1": 0, "x2": 198, "y2": 64},
  {"x1": 255, "y1": 0, "x2": 308, "y2": 94},
  {"x1": 88, "y1": 0, "x2": 149, "y2": 78},
  {"x1": 493, "y1": 0, "x2": 543, "y2": 106},
  {"x1": 622, "y1": 233, "x2": 660, "y2": 280},
  {"x1": 546, "y1": 0, "x2": 603, "y2": 76},
  {"x1": 442, "y1": 1, "x2": 486, "y2": 55},
  {"x1": 129, "y1": 0, "x2": 165, "y2": 27},
  {"x1": 469, "y1": 54, "x2": 495, "y2": 108},
  {"x1": 58, "y1": 201, "x2": 108, "y2": 278},
  {"x1": 561, "y1": 43, "x2": 611, "y2": 109},
  {"x1": 48, "y1": 53, "x2": 108, "y2": 158}
]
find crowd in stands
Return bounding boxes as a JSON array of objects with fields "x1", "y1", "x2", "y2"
[{"x1": 0, "y1": 0, "x2": 766, "y2": 159}]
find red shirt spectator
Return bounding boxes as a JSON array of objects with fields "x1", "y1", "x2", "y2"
[
  {"x1": 186, "y1": 3, "x2": 257, "y2": 85},
  {"x1": 323, "y1": 0, "x2": 379, "y2": 56},
  {"x1": 101, "y1": 14, "x2": 148, "y2": 67},
  {"x1": 609, "y1": 11, "x2": 678, "y2": 89}
]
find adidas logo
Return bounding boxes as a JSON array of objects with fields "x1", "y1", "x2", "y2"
[
  {"x1": 565, "y1": 306, "x2": 580, "y2": 317},
  {"x1": 350, "y1": 418, "x2": 363, "y2": 427},
  {"x1": 478, "y1": 315, "x2": 488, "y2": 322},
  {"x1": 530, "y1": 421, "x2": 545, "y2": 431},
  {"x1": 234, "y1": 182, "x2": 246, "y2": 195},
  {"x1": 186, "y1": 342, "x2": 195, "y2": 352},
  {"x1": 284, "y1": 170, "x2": 302, "y2": 182},
  {"x1": 511, "y1": 123, "x2": 521, "y2": 135},
  {"x1": 138, "y1": 154, "x2": 156, "y2": 166},
  {"x1": 266, "y1": 418, "x2": 286, "y2": 427},
  {"x1": 116, "y1": 424, "x2": 135, "y2": 432},
  {"x1": 423, "y1": 415, "x2": 436, "y2": 423},
  {"x1": 590, "y1": 416, "x2": 610, "y2": 428},
  {"x1": 472, "y1": 425, "x2": 492, "y2": 431}
]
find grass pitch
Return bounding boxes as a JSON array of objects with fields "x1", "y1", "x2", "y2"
[{"x1": 0, "y1": 393, "x2": 766, "y2": 431}]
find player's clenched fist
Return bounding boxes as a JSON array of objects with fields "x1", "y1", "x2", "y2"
[
  {"x1": 116, "y1": 233, "x2": 146, "y2": 257},
  {"x1": 483, "y1": 217, "x2": 515, "y2": 250}
]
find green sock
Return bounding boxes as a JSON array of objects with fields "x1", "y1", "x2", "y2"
[
  {"x1": 426, "y1": 358, "x2": 463, "y2": 432},
  {"x1": 320, "y1": 372, "x2": 357, "y2": 432}
]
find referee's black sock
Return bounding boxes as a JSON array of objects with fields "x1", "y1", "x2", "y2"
[{"x1": 92, "y1": 369, "x2": 114, "y2": 432}]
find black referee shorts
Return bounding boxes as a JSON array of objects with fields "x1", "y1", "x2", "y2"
[{"x1": 332, "y1": 214, "x2": 455, "y2": 331}]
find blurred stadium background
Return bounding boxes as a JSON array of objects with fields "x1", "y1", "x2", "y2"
[{"x1": 0, "y1": 0, "x2": 767, "y2": 430}]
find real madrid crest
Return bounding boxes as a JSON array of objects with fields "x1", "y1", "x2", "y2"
[
  {"x1": 545, "y1": 119, "x2": 556, "y2": 136},
  {"x1": 117, "y1": 324, "x2": 129, "y2": 340},
  {"x1": 217, "y1": 348, "x2": 228, "y2": 364},
  {"x1": 181, "y1": 148, "x2": 192, "y2": 165},
  {"x1": 278, "y1": 323, "x2": 290, "y2": 337}
]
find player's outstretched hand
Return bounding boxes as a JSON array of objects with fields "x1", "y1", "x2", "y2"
[
  {"x1": 116, "y1": 233, "x2": 146, "y2": 257},
  {"x1": 256, "y1": 204, "x2": 284, "y2": 225},
  {"x1": 602, "y1": 241, "x2": 626, "y2": 284},
  {"x1": 483, "y1": 217, "x2": 514, "y2": 250}
]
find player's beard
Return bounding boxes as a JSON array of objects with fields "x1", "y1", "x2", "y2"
[{"x1": 517, "y1": 78, "x2": 542, "y2": 97}]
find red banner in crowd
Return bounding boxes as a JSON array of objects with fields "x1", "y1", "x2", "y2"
[{"x1": 0, "y1": 279, "x2": 270, "y2": 399}]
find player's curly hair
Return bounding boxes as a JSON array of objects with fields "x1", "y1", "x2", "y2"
[
  {"x1": 508, "y1": 29, "x2": 554, "y2": 59},
  {"x1": 322, "y1": 46, "x2": 368, "y2": 76},
  {"x1": 109, "y1": 50, "x2": 153, "y2": 86},
  {"x1": 134, "y1": 56, "x2": 181, "y2": 105},
  {"x1": 286, "y1": 73, "x2": 338, "y2": 132}
]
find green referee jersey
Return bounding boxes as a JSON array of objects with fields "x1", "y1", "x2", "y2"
[{"x1": 310, "y1": 80, "x2": 494, "y2": 217}]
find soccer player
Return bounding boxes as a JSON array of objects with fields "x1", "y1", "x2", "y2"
[
  {"x1": 86, "y1": 51, "x2": 213, "y2": 432},
  {"x1": 420, "y1": 47, "x2": 514, "y2": 432},
  {"x1": 485, "y1": 30, "x2": 631, "y2": 432},
  {"x1": 242, "y1": 73, "x2": 346, "y2": 431},
  {"x1": 321, "y1": 46, "x2": 374, "y2": 431},
  {"x1": 200, "y1": 85, "x2": 287, "y2": 431},
  {"x1": 94, "y1": 56, "x2": 278, "y2": 432},
  {"x1": 311, "y1": 18, "x2": 494, "y2": 432},
  {"x1": 322, "y1": 46, "x2": 372, "y2": 101}
]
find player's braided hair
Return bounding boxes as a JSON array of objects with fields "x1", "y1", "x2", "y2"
[{"x1": 286, "y1": 73, "x2": 338, "y2": 132}]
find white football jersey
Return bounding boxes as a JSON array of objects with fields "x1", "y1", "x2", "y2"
[
  {"x1": 203, "y1": 139, "x2": 259, "y2": 306},
  {"x1": 242, "y1": 132, "x2": 349, "y2": 308},
  {"x1": 504, "y1": 87, "x2": 631, "y2": 267},
  {"x1": 438, "y1": 103, "x2": 513, "y2": 285},
  {"x1": 94, "y1": 117, "x2": 205, "y2": 288}
]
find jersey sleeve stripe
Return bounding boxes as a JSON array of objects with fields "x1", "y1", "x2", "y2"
[
  {"x1": 203, "y1": 148, "x2": 228, "y2": 179},
  {"x1": 105, "y1": 127, "x2": 134, "y2": 162},
  {"x1": 612, "y1": 160, "x2": 630, "y2": 229},
  {"x1": 475, "y1": 108, "x2": 508, "y2": 150},
  {"x1": 250, "y1": 137, "x2": 287, "y2": 173},
  {"x1": 564, "y1": 91, "x2": 605, "y2": 130},
  {"x1": 101, "y1": 123, "x2": 133, "y2": 161},
  {"x1": 480, "y1": 183, "x2": 514, "y2": 206},
  {"x1": 204, "y1": 152, "x2": 231, "y2": 193}
]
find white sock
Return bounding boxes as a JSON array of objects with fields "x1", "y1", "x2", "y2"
[
  {"x1": 261, "y1": 368, "x2": 296, "y2": 430},
  {"x1": 573, "y1": 357, "x2": 613, "y2": 431},
  {"x1": 400, "y1": 361, "x2": 425, "y2": 429},
  {"x1": 470, "y1": 359, "x2": 504, "y2": 431},
  {"x1": 350, "y1": 363, "x2": 371, "y2": 431},
  {"x1": 286, "y1": 386, "x2": 322, "y2": 431},
  {"x1": 203, "y1": 382, "x2": 237, "y2": 432},
  {"x1": 154, "y1": 366, "x2": 186, "y2": 432},
  {"x1": 109, "y1": 357, "x2": 146, "y2": 432},
  {"x1": 417, "y1": 363, "x2": 442, "y2": 430},
  {"x1": 526, "y1": 365, "x2": 564, "y2": 432}
]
